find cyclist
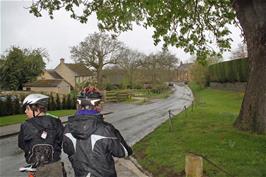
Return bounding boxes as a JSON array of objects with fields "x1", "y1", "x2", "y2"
[
  {"x1": 18, "y1": 93, "x2": 66, "y2": 177},
  {"x1": 63, "y1": 87, "x2": 132, "y2": 177}
]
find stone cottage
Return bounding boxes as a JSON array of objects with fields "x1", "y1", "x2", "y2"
[{"x1": 23, "y1": 58, "x2": 95, "y2": 94}]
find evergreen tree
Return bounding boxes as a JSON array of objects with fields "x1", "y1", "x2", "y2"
[
  {"x1": 56, "y1": 93, "x2": 61, "y2": 110},
  {"x1": 49, "y1": 94, "x2": 56, "y2": 111},
  {"x1": 72, "y1": 96, "x2": 77, "y2": 109},
  {"x1": 61, "y1": 95, "x2": 67, "y2": 109},
  {"x1": 66, "y1": 94, "x2": 72, "y2": 109}
]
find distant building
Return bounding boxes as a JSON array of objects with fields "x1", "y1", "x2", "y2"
[
  {"x1": 176, "y1": 63, "x2": 193, "y2": 82},
  {"x1": 24, "y1": 58, "x2": 95, "y2": 94}
]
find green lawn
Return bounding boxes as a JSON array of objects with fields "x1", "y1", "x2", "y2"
[
  {"x1": 0, "y1": 109, "x2": 76, "y2": 126},
  {"x1": 133, "y1": 87, "x2": 266, "y2": 177}
]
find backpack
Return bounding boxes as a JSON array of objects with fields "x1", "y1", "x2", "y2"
[{"x1": 27, "y1": 120, "x2": 58, "y2": 166}]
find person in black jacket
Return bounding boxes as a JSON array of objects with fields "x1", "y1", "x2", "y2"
[
  {"x1": 18, "y1": 93, "x2": 65, "y2": 177},
  {"x1": 63, "y1": 87, "x2": 133, "y2": 177}
]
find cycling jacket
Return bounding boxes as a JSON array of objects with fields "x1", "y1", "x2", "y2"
[
  {"x1": 18, "y1": 115, "x2": 64, "y2": 165},
  {"x1": 63, "y1": 111, "x2": 133, "y2": 177}
]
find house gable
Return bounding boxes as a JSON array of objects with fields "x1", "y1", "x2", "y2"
[
  {"x1": 55, "y1": 58, "x2": 95, "y2": 88},
  {"x1": 38, "y1": 69, "x2": 63, "y2": 80},
  {"x1": 55, "y1": 59, "x2": 77, "y2": 88}
]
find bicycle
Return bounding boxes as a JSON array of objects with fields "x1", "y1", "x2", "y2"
[{"x1": 19, "y1": 164, "x2": 37, "y2": 177}]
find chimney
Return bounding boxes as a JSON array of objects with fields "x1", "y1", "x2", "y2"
[{"x1": 60, "y1": 58, "x2": 65, "y2": 64}]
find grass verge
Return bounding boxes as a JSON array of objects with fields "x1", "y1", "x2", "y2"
[
  {"x1": 0, "y1": 109, "x2": 76, "y2": 126},
  {"x1": 133, "y1": 87, "x2": 266, "y2": 177}
]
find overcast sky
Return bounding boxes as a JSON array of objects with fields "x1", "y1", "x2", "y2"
[{"x1": 1, "y1": 0, "x2": 244, "y2": 69}]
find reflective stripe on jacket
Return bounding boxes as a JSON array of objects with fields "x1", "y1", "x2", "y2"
[{"x1": 63, "y1": 114, "x2": 132, "y2": 177}]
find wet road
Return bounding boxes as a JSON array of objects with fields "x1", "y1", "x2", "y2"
[{"x1": 0, "y1": 85, "x2": 193, "y2": 177}]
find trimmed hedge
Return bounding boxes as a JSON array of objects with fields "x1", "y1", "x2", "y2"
[
  {"x1": 0, "y1": 94, "x2": 77, "y2": 117},
  {"x1": 208, "y1": 58, "x2": 249, "y2": 83}
]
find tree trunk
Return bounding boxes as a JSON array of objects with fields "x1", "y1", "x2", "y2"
[
  {"x1": 97, "y1": 55, "x2": 104, "y2": 89},
  {"x1": 233, "y1": 0, "x2": 266, "y2": 133},
  {"x1": 97, "y1": 68, "x2": 103, "y2": 89}
]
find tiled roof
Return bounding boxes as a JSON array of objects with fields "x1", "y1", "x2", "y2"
[
  {"x1": 65, "y1": 63, "x2": 93, "y2": 76},
  {"x1": 24, "y1": 79, "x2": 66, "y2": 87},
  {"x1": 46, "y1": 70, "x2": 63, "y2": 79}
]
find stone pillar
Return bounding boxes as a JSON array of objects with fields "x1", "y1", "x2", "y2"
[{"x1": 185, "y1": 153, "x2": 203, "y2": 177}]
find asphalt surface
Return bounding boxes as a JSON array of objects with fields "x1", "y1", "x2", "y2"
[{"x1": 0, "y1": 84, "x2": 193, "y2": 177}]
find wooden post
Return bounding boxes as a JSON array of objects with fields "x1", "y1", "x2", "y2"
[
  {"x1": 102, "y1": 90, "x2": 107, "y2": 102},
  {"x1": 168, "y1": 110, "x2": 173, "y2": 132},
  {"x1": 184, "y1": 105, "x2": 187, "y2": 117},
  {"x1": 185, "y1": 153, "x2": 203, "y2": 177}
]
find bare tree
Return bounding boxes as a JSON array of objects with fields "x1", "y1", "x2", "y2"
[
  {"x1": 116, "y1": 48, "x2": 145, "y2": 88},
  {"x1": 139, "y1": 51, "x2": 179, "y2": 85},
  {"x1": 157, "y1": 50, "x2": 179, "y2": 81},
  {"x1": 71, "y1": 32, "x2": 124, "y2": 88}
]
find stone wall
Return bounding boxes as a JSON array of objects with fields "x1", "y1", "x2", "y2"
[{"x1": 209, "y1": 82, "x2": 247, "y2": 92}]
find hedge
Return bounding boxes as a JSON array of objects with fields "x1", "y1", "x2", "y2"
[
  {"x1": 208, "y1": 58, "x2": 249, "y2": 83},
  {"x1": 0, "y1": 94, "x2": 77, "y2": 117}
]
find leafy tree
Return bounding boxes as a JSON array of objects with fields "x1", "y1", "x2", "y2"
[
  {"x1": 0, "y1": 48, "x2": 24, "y2": 90},
  {"x1": 70, "y1": 32, "x2": 124, "y2": 88},
  {"x1": 29, "y1": 0, "x2": 266, "y2": 133},
  {"x1": 0, "y1": 47, "x2": 46, "y2": 90}
]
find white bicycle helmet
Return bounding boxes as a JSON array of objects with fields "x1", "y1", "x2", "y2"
[{"x1": 23, "y1": 94, "x2": 49, "y2": 107}]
